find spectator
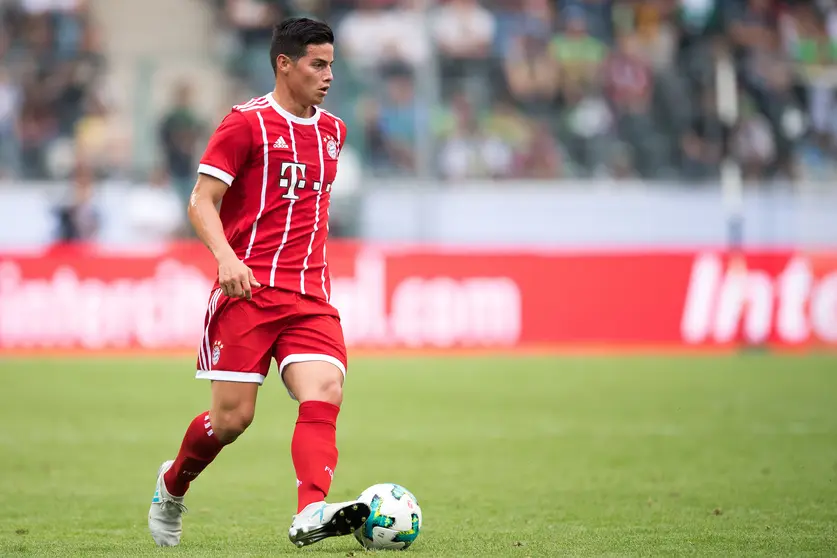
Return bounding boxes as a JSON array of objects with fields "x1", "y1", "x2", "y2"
[
  {"x1": 338, "y1": 0, "x2": 430, "y2": 74},
  {"x1": 376, "y1": 66, "x2": 423, "y2": 173},
  {"x1": 482, "y1": 99, "x2": 532, "y2": 165},
  {"x1": 2, "y1": 0, "x2": 104, "y2": 180},
  {"x1": 501, "y1": 0, "x2": 560, "y2": 121},
  {"x1": 0, "y1": 67, "x2": 21, "y2": 178},
  {"x1": 603, "y1": 30, "x2": 666, "y2": 178},
  {"x1": 550, "y1": 6, "x2": 607, "y2": 98},
  {"x1": 159, "y1": 83, "x2": 205, "y2": 205},
  {"x1": 557, "y1": 0, "x2": 613, "y2": 42},
  {"x1": 432, "y1": 0, "x2": 496, "y2": 60},
  {"x1": 18, "y1": 85, "x2": 57, "y2": 179},
  {"x1": 432, "y1": 0, "x2": 496, "y2": 98},
  {"x1": 437, "y1": 91, "x2": 514, "y2": 179},
  {"x1": 731, "y1": 101, "x2": 776, "y2": 181},
  {"x1": 336, "y1": 0, "x2": 392, "y2": 71},
  {"x1": 224, "y1": 0, "x2": 285, "y2": 93},
  {"x1": 127, "y1": 167, "x2": 187, "y2": 243},
  {"x1": 782, "y1": 1, "x2": 837, "y2": 150},
  {"x1": 356, "y1": 97, "x2": 391, "y2": 173},
  {"x1": 680, "y1": 88, "x2": 723, "y2": 181},
  {"x1": 519, "y1": 120, "x2": 564, "y2": 178},
  {"x1": 493, "y1": 0, "x2": 553, "y2": 59},
  {"x1": 385, "y1": 0, "x2": 431, "y2": 69},
  {"x1": 54, "y1": 164, "x2": 99, "y2": 242}
]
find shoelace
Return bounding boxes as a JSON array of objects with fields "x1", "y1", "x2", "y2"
[{"x1": 160, "y1": 499, "x2": 188, "y2": 515}]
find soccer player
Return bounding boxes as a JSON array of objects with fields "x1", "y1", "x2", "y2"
[{"x1": 147, "y1": 18, "x2": 370, "y2": 548}]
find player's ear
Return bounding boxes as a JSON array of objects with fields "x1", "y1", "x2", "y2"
[{"x1": 276, "y1": 54, "x2": 293, "y2": 74}]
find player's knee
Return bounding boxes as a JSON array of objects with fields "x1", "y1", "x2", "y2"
[
  {"x1": 295, "y1": 376, "x2": 343, "y2": 406},
  {"x1": 284, "y1": 361, "x2": 344, "y2": 406},
  {"x1": 211, "y1": 406, "x2": 255, "y2": 444},
  {"x1": 210, "y1": 381, "x2": 258, "y2": 443},
  {"x1": 317, "y1": 377, "x2": 343, "y2": 407}
]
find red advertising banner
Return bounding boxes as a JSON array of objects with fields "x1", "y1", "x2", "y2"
[{"x1": 0, "y1": 242, "x2": 835, "y2": 352}]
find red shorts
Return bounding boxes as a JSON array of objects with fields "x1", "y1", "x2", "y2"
[{"x1": 194, "y1": 286, "x2": 347, "y2": 393}]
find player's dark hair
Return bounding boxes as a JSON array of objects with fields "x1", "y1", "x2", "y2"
[{"x1": 270, "y1": 17, "x2": 334, "y2": 75}]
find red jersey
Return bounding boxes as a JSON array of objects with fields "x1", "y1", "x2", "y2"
[{"x1": 198, "y1": 94, "x2": 347, "y2": 303}]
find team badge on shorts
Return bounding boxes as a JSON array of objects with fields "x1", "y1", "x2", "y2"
[
  {"x1": 212, "y1": 340, "x2": 223, "y2": 366},
  {"x1": 324, "y1": 135, "x2": 339, "y2": 159}
]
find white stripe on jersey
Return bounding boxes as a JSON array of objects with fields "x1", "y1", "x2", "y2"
[
  {"x1": 245, "y1": 112, "x2": 270, "y2": 260},
  {"x1": 321, "y1": 114, "x2": 342, "y2": 301},
  {"x1": 235, "y1": 96, "x2": 270, "y2": 112},
  {"x1": 333, "y1": 117, "x2": 342, "y2": 143},
  {"x1": 233, "y1": 99, "x2": 256, "y2": 111},
  {"x1": 269, "y1": 118, "x2": 298, "y2": 288},
  {"x1": 235, "y1": 96, "x2": 264, "y2": 110},
  {"x1": 199, "y1": 289, "x2": 222, "y2": 371},
  {"x1": 301, "y1": 121, "x2": 326, "y2": 296},
  {"x1": 234, "y1": 99, "x2": 256, "y2": 110},
  {"x1": 238, "y1": 101, "x2": 270, "y2": 113},
  {"x1": 321, "y1": 109, "x2": 344, "y2": 127},
  {"x1": 321, "y1": 203, "x2": 330, "y2": 301}
]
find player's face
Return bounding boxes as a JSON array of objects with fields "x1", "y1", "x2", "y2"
[{"x1": 289, "y1": 43, "x2": 334, "y2": 106}]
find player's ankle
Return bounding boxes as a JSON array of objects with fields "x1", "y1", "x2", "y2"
[
  {"x1": 162, "y1": 471, "x2": 188, "y2": 498},
  {"x1": 298, "y1": 491, "x2": 327, "y2": 513}
]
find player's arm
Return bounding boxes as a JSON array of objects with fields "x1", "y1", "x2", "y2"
[
  {"x1": 190, "y1": 110, "x2": 260, "y2": 300},
  {"x1": 188, "y1": 174, "x2": 232, "y2": 261},
  {"x1": 187, "y1": 175, "x2": 259, "y2": 300}
]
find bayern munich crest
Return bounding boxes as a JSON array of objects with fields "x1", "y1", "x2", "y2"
[
  {"x1": 212, "y1": 340, "x2": 223, "y2": 366},
  {"x1": 325, "y1": 135, "x2": 339, "y2": 159}
]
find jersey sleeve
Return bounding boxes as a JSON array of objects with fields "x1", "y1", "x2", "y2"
[{"x1": 197, "y1": 110, "x2": 252, "y2": 186}]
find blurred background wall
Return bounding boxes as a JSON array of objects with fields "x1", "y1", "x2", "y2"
[{"x1": 1, "y1": 0, "x2": 836, "y2": 352}]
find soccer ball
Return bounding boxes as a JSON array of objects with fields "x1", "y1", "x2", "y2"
[{"x1": 353, "y1": 483, "x2": 422, "y2": 550}]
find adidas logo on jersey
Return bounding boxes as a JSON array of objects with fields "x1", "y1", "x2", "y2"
[{"x1": 273, "y1": 136, "x2": 288, "y2": 149}]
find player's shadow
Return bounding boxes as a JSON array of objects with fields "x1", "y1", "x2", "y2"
[{"x1": 295, "y1": 544, "x2": 363, "y2": 554}]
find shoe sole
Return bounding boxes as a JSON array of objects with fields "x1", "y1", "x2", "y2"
[{"x1": 289, "y1": 502, "x2": 371, "y2": 548}]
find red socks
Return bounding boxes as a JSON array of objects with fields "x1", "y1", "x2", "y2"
[
  {"x1": 163, "y1": 411, "x2": 225, "y2": 497},
  {"x1": 162, "y1": 402, "x2": 339, "y2": 510},
  {"x1": 292, "y1": 401, "x2": 340, "y2": 512}
]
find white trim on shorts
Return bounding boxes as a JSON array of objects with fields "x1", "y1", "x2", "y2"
[
  {"x1": 278, "y1": 353, "x2": 346, "y2": 378},
  {"x1": 195, "y1": 370, "x2": 266, "y2": 385},
  {"x1": 278, "y1": 354, "x2": 347, "y2": 401}
]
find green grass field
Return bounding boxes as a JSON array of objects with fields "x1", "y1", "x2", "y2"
[{"x1": 1, "y1": 354, "x2": 836, "y2": 557}]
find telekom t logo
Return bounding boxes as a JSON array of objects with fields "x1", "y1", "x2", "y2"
[
  {"x1": 279, "y1": 162, "x2": 332, "y2": 200},
  {"x1": 279, "y1": 162, "x2": 307, "y2": 200}
]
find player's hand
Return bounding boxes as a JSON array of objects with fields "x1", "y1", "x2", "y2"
[{"x1": 218, "y1": 254, "x2": 261, "y2": 300}]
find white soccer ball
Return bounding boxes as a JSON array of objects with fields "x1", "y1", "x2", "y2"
[{"x1": 353, "y1": 483, "x2": 422, "y2": 550}]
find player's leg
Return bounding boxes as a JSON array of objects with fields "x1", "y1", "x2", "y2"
[
  {"x1": 149, "y1": 381, "x2": 258, "y2": 546},
  {"x1": 276, "y1": 307, "x2": 370, "y2": 547},
  {"x1": 285, "y1": 359, "x2": 344, "y2": 511},
  {"x1": 163, "y1": 380, "x2": 259, "y2": 495},
  {"x1": 149, "y1": 288, "x2": 272, "y2": 547},
  {"x1": 285, "y1": 360, "x2": 368, "y2": 547}
]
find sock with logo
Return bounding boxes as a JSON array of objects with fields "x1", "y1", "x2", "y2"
[
  {"x1": 163, "y1": 411, "x2": 225, "y2": 497},
  {"x1": 292, "y1": 401, "x2": 340, "y2": 513}
]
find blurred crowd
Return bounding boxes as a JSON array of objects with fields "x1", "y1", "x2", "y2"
[
  {"x1": 2, "y1": 0, "x2": 110, "y2": 243},
  {"x1": 212, "y1": 0, "x2": 837, "y2": 183},
  {"x1": 3, "y1": 0, "x2": 837, "y2": 186},
  {"x1": 0, "y1": 0, "x2": 109, "y2": 180}
]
